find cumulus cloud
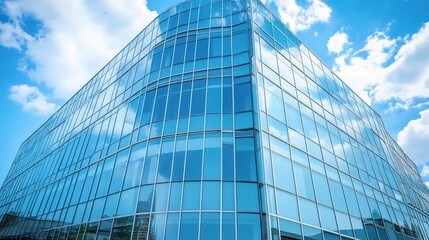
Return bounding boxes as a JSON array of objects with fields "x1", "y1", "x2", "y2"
[
  {"x1": 1, "y1": 0, "x2": 157, "y2": 101},
  {"x1": 333, "y1": 22, "x2": 429, "y2": 106},
  {"x1": 421, "y1": 165, "x2": 429, "y2": 177},
  {"x1": 8, "y1": 84, "x2": 57, "y2": 115},
  {"x1": 397, "y1": 109, "x2": 429, "y2": 165},
  {"x1": 267, "y1": 0, "x2": 332, "y2": 32},
  {"x1": 327, "y1": 30, "x2": 349, "y2": 54},
  {"x1": 0, "y1": 22, "x2": 32, "y2": 50}
]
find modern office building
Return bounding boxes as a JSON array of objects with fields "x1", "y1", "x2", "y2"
[{"x1": 1, "y1": 0, "x2": 429, "y2": 239}]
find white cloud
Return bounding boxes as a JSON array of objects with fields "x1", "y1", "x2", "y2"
[
  {"x1": 397, "y1": 109, "x2": 429, "y2": 165},
  {"x1": 0, "y1": 22, "x2": 32, "y2": 50},
  {"x1": 333, "y1": 22, "x2": 429, "y2": 106},
  {"x1": 425, "y1": 182, "x2": 429, "y2": 188},
  {"x1": 8, "y1": 84, "x2": 57, "y2": 116},
  {"x1": 333, "y1": 30, "x2": 396, "y2": 103},
  {"x1": 1, "y1": 0, "x2": 157, "y2": 100},
  {"x1": 327, "y1": 30, "x2": 349, "y2": 54},
  {"x1": 270, "y1": 0, "x2": 332, "y2": 32},
  {"x1": 421, "y1": 165, "x2": 429, "y2": 177},
  {"x1": 374, "y1": 22, "x2": 429, "y2": 103}
]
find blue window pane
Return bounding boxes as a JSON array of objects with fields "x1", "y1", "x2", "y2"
[
  {"x1": 222, "y1": 134, "x2": 234, "y2": 181},
  {"x1": 232, "y1": 32, "x2": 248, "y2": 54},
  {"x1": 223, "y1": 35, "x2": 231, "y2": 55},
  {"x1": 112, "y1": 216, "x2": 134, "y2": 239},
  {"x1": 185, "y1": 134, "x2": 203, "y2": 180},
  {"x1": 272, "y1": 152, "x2": 295, "y2": 193},
  {"x1": 210, "y1": 37, "x2": 222, "y2": 57},
  {"x1": 98, "y1": 219, "x2": 113, "y2": 239},
  {"x1": 169, "y1": 182, "x2": 182, "y2": 211},
  {"x1": 179, "y1": 10, "x2": 190, "y2": 26},
  {"x1": 173, "y1": 43, "x2": 185, "y2": 64},
  {"x1": 165, "y1": 213, "x2": 179, "y2": 240},
  {"x1": 237, "y1": 213, "x2": 261, "y2": 240},
  {"x1": 96, "y1": 156, "x2": 115, "y2": 198},
  {"x1": 133, "y1": 214, "x2": 150, "y2": 239},
  {"x1": 235, "y1": 137, "x2": 257, "y2": 181},
  {"x1": 151, "y1": 46, "x2": 163, "y2": 72},
  {"x1": 200, "y1": 213, "x2": 220, "y2": 240},
  {"x1": 203, "y1": 133, "x2": 221, "y2": 180},
  {"x1": 152, "y1": 86, "x2": 168, "y2": 122},
  {"x1": 279, "y1": 218, "x2": 302, "y2": 240},
  {"x1": 222, "y1": 213, "x2": 236, "y2": 240},
  {"x1": 149, "y1": 214, "x2": 166, "y2": 240},
  {"x1": 162, "y1": 46, "x2": 173, "y2": 67},
  {"x1": 182, "y1": 182, "x2": 201, "y2": 210},
  {"x1": 299, "y1": 198, "x2": 320, "y2": 227},
  {"x1": 196, "y1": 38, "x2": 208, "y2": 59},
  {"x1": 222, "y1": 182, "x2": 235, "y2": 211},
  {"x1": 237, "y1": 182, "x2": 259, "y2": 212},
  {"x1": 206, "y1": 78, "x2": 221, "y2": 113},
  {"x1": 202, "y1": 181, "x2": 220, "y2": 210},
  {"x1": 303, "y1": 225, "x2": 322, "y2": 240},
  {"x1": 234, "y1": 83, "x2": 252, "y2": 112},
  {"x1": 294, "y1": 164, "x2": 315, "y2": 200},
  {"x1": 172, "y1": 136, "x2": 186, "y2": 181},
  {"x1": 185, "y1": 41, "x2": 195, "y2": 62},
  {"x1": 323, "y1": 232, "x2": 340, "y2": 240},
  {"x1": 117, "y1": 187, "x2": 138, "y2": 216},
  {"x1": 109, "y1": 148, "x2": 130, "y2": 194},
  {"x1": 285, "y1": 104, "x2": 303, "y2": 133},
  {"x1": 328, "y1": 179, "x2": 348, "y2": 213},
  {"x1": 141, "y1": 140, "x2": 160, "y2": 185},
  {"x1": 277, "y1": 189, "x2": 299, "y2": 221},
  {"x1": 137, "y1": 184, "x2": 153, "y2": 213},
  {"x1": 103, "y1": 193, "x2": 119, "y2": 218},
  {"x1": 123, "y1": 142, "x2": 146, "y2": 189},
  {"x1": 153, "y1": 183, "x2": 169, "y2": 212},
  {"x1": 141, "y1": 90, "x2": 156, "y2": 126},
  {"x1": 166, "y1": 84, "x2": 181, "y2": 119},
  {"x1": 191, "y1": 79, "x2": 206, "y2": 115},
  {"x1": 223, "y1": 77, "x2": 233, "y2": 113},
  {"x1": 157, "y1": 137, "x2": 174, "y2": 182},
  {"x1": 319, "y1": 205, "x2": 337, "y2": 232},
  {"x1": 336, "y1": 211, "x2": 353, "y2": 237},
  {"x1": 179, "y1": 82, "x2": 192, "y2": 117},
  {"x1": 312, "y1": 172, "x2": 333, "y2": 207},
  {"x1": 89, "y1": 197, "x2": 105, "y2": 222},
  {"x1": 180, "y1": 213, "x2": 199, "y2": 240}
]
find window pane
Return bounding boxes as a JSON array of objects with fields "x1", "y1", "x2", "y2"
[
  {"x1": 235, "y1": 137, "x2": 257, "y2": 181},
  {"x1": 117, "y1": 187, "x2": 138, "y2": 216},
  {"x1": 277, "y1": 189, "x2": 299, "y2": 221},
  {"x1": 165, "y1": 213, "x2": 179, "y2": 240},
  {"x1": 279, "y1": 218, "x2": 302, "y2": 240},
  {"x1": 222, "y1": 213, "x2": 235, "y2": 240},
  {"x1": 234, "y1": 83, "x2": 252, "y2": 112},
  {"x1": 294, "y1": 164, "x2": 315, "y2": 200},
  {"x1": 202, "y1": 181, "x2": 220, "y2": 210},
  {"x1": 149, "y1": 214, "x2": 166, "y2": 240},
  {"x1": 237, "y1": 182, "x2": 259, "y2": 212},
  {"x1": 137, "y1": 184, "x2": 153, "y2": 213},
  {"x1": 180, "y1": 213, "x2": 199, "y2": 240},
  {"x1": 133, "y1": 214, "x2": 150, "y2": 239},
  {"x1": 200, "y1": 213, "x2": 220, "y2": 240},
  {"x1": 237, "y1": 213, "x2": 261, "y2": 240},
  {"x1": 182, "y1": 182, "x2": 201, "y2": 210}
]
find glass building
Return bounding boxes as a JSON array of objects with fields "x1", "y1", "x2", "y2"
[{"x1": 1, "y1": 0, "x2": 428, "y2": 239}]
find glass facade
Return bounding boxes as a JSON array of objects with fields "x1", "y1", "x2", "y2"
[{"x1": 0, "y1": 0, "x2": 428, "y2": 239}]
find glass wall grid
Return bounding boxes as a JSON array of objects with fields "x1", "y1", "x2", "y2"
[{"x1": 0, "y1": 0, "x2": 428, "y2": 239}]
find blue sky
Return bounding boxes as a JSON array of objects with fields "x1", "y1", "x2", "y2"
[{"x1": 1, "y1": 0, "x2": 429, "y2": 186}]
